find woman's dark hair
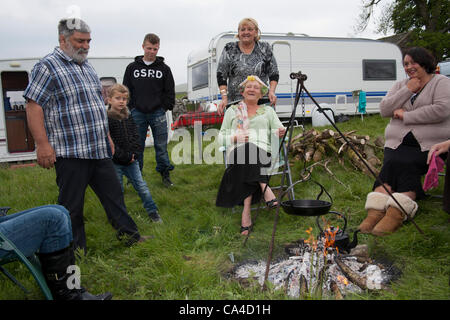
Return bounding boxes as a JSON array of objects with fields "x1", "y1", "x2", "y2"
[{"x1": 403, "y1": 47, "x2": 437, "y2": 74}]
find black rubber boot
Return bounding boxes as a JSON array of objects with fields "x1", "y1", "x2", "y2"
[
  {"x1": 161, "y1": 171, "x2": 174, "y2": 187},
  {"x1": 38, "y1": 246, "x2": 112, "y2": 300}
]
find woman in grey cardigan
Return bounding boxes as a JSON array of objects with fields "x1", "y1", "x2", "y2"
[{"x1": 359, "y1": 47, "x2": 450, "y2": 236}]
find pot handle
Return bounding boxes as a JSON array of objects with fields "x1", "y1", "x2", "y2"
[
  {"x1": 310, "y1": 180, "x2": 333, "y2": 204},
  {"x1": 316, "y1": 211, "x2": 347, "y2": 233},
  {"x1": 280, "y1": 178, "x2": 333, "y2": 205}
]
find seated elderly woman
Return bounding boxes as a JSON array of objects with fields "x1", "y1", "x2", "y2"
[
  {"x1": 216, "y1": 75, "x2": 286, "y2": 235},
  {"x1": 359, "y1": 47, "x2": 450, "y2": 236}
]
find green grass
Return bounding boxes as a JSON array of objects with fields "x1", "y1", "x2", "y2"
[{"x1": 0, "y1": 114, "x2": 448, "y2": 300}]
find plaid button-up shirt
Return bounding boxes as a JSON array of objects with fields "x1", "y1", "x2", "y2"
[{"x1": 24, "y1": 47, "x2": 110, "y2": 159}]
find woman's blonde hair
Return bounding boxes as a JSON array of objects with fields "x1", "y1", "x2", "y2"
[
  {"x1": 236, "y1": 17, "x2": 261, "y2": 42},
  {"x1": 107, "y1": 83, "x2": 129, "y2": 99}
]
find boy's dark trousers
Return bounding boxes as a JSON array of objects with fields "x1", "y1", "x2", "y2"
[{"x1": 54, "y1": 158, "x2": 140, "y2": 251}]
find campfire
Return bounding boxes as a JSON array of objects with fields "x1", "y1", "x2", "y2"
[{"x1": 231, "y1": 226, "x2": 400, "y2": 299}]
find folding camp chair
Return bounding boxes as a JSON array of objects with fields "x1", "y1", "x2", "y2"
[{"x1": 0, "y1": 207, "x2": 53, "y2": 300}]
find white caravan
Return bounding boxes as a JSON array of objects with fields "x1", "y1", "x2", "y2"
[
  {"x1": 187, "y1": 32, "x2": 406, "y2": 118},
  {"x1": 438, "y1": 60, "x2": 450, "y2": 77},
  {"x1": 0, "y1": 57, "x2": 173, "y2": 163}
]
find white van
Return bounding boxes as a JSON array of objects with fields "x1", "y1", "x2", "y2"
[
  {"x1": 0, "y1": 57, "x2": 172, "y2": 163},
  {"x1": 187, "y1": 32, "x2": 406, "y2": 119}
]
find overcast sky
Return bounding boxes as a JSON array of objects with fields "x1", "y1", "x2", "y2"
[{"x1": 0, "y1": 0, "x2": 392, "y2": 85}]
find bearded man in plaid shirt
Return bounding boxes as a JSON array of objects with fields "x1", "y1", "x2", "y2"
[{"x1": 24, "y1": 18, "x2": 150, "y2": 252}]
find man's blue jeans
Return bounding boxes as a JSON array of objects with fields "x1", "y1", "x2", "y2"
[
  {"x1": 0, "y1": 205, "x2": 73, "y2": 258},
  {"x1": 131, "y1": 108, "x2": 174, "y2": 175},
  {"x1": 113, "y1": 161, "x2": 158, "y2": 214}
]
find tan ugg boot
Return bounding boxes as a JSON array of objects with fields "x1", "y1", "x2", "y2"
[
  {"x1": 358, "y1": 192, "x2": 390, "y2": 233},
  {"x1": 372, "y1": 193, "x2": 418, "y2": 236}
]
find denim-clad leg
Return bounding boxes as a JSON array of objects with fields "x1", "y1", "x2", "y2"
[
  {"x1": 0, "y1": 205, "x2": 72, "y2": 258},
  {"x1": 148, "y1": 109, "x2": 174, "y2": 175},
  {"x1": 131, "y1": 108, "x2": 149, "y2": 172},
  {"x1": 131, "y1": 108, "x2": 174, "y2": 174},
  {"x1": 116, "y1": 161, "x2": 158, "y2": 214},
  {"x1": 113, "y1": 164, "x2": 125, "y2": 193}
]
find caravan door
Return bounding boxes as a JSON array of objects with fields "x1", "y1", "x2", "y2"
[
  {"x1": 1, "y1": 71, "x2": 35, "y2": 157},
  {"x1": 272, "y1": 41, "x2": 296, "y2": 117}
]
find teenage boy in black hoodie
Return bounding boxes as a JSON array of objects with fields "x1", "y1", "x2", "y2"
[{"x1": 123, "y1": 33, "x2": 175, "y2": 187}]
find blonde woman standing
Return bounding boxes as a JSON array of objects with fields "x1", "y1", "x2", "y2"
[{"x1": 217, "y1": 18, "x2": 279, "y2": 115}]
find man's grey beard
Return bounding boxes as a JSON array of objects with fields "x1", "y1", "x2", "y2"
[{"x1": 64, "y1": 40, "x2": 89, "y2": 64}]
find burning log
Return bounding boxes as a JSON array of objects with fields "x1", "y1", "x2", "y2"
[
  {"x1": 330, "y1": 280, "x2": 344, "y2": 300},
  {"x1": 334, "y1": 255, "x2": 368, "y2": 291},
  {"x1": 231, "y1": 232, "x2": 396, "y2": 298}
]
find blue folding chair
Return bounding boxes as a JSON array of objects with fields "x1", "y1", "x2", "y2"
[{"x1": 0, "y1": 207, "x2": 53, "y2": 300}]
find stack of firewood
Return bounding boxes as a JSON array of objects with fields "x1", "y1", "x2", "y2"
[{"x1": 289, "y1": 128, "x2": 385, "y2": 177}]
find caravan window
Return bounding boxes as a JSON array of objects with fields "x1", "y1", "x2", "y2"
[
  {"x1": 362, "y1": 60, "x2": 396, "y2": 80},
  {"x1": 192, "y1": 61, "x2": 208, "y2": 90}
]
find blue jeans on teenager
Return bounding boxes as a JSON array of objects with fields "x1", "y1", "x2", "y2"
[
  {"x1": 0, "y1": 205, "x2": 73, "y2": 258},
  {"x1": 113, "y1": 161, "x2": 158, "y2": 214},
  {"x1": 131, "y1": 108, "x2": 174, "y2": 175}
]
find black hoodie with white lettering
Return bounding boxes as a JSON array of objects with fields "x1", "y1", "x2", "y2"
[{"x1": 123, "y1": 55, "x2": 175, "y2": 113}]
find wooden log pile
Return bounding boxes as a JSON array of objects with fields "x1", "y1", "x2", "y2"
[{"x1": 289, "y1": 128, "x2": 384, "y2": 177}]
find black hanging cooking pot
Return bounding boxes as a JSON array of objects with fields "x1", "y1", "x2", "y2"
[{"x1": 281, "y1": 179, "x2": 332, "y2": 216}]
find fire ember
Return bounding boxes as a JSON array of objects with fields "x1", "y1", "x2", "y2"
[{"x1": 231, "y1": 228, "x2": 400, "y2": 299}]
